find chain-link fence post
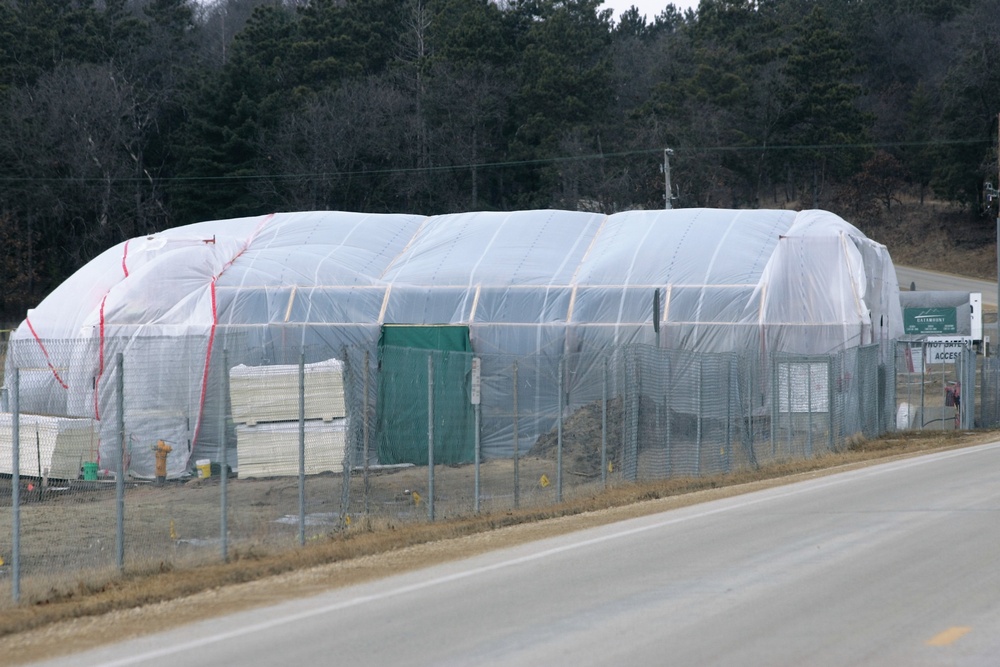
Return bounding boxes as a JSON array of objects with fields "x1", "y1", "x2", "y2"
[
  {"x1": 116, "y1": 352, "x2": 125, "y2": 572},
  {"x1": 770, "y1": 357, "x2": 777, "y2": 457},
  {"x1": 961, "y1": 344, "x2": 976, "y2": 430},
  {"x1": 11, "y1": 367, "x2": 20, "y2": 603},
  {"x1": 363, "y1": 350, "x2": 370, "y2": 516},
  {"x1": 661, "y1": 364, "x2": 668, "y2": 478},
  {"x1": 220, "y1": 348, "x2": 229, "y2": 562},
  {"x1": 427, "y1": 354, "x2": 435, "y2": 522},
  {"x1": 938, "y1": 345, "x2": 947, "y2": 429},
  {"x1": 875, "y1": 359, "x2": 883, "y2": 435},
  {"x1": 627, "y1": 351, "x2": 639, "y2": 482},
  {"x1": 746, "y1": 353, "x2": 755, "y2": 465},
  {"x1": 602, "y1": 358, "x2": 608, "y2": 488},
  {"x1": 298, "y1": 351, "x2": 306, "y2": 546},
  {"x1": 473, "y1": 357, "x2": 481, "y2": 515},
  {"x1": 665, "y1": 352, "x2": 671, "y2": 478},
  {"x1": 828, "y1": 357, "x2": 835, "y2": 451},
  {"x1": 785, "y1": 359, "x2": 792, "y2": 455},
  {"x1": 725, "y1": 355, "x2": 734, "y2": 473},
  {"x1": 981, "y1": 355, "x2": 987, "y2": 427},
  {"x1": 888, "y1": 347, "x2": 894, "y2": 434},
  {"x1": 557, "y1": 357, "x2": 563, "y2": 503},
  {"x1": 697, "y1": 357, "x2": 703, "y2": 476},
  {"x1": 991, "y1": 356, "x2": 999, "y2": 428},
  {"x1": 807, "y1": 362, "x2": 814, "y2": 457},
  {"x1": 980, "y1": 354, "x2": 990, "y2": 428},
  {"x1": 513, "y1": 360, "x2": 520, "y2": 509},
  {"x1": 340, "y1": 348, "x2": 353, "y2": 528},
  {"x1": 919, "y1": 340, "x2": 926, "y2": 430},
  {"x1": 990, "y1": 355, "x2": 997, "y2": 427},
  {"x1": 655, "y1": 356, "x2": 663, "y2": 477}
]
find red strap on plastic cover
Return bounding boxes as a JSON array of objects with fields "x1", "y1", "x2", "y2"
[
  {"x1": 191, "y1": 214, "x2": 275, "y2": 449},
  {"x1": 25, "y1": 316, "x2": 69, "y2": 389}
]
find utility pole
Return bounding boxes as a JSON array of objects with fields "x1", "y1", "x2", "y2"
[
  {"x1": 663, "y1": 148, "x2": 674, "y2": 209},
  {"x1": 992, "y1": 112, "x2": 1000, "y2": 351}
]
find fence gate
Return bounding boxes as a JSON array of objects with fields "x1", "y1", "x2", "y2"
[{"x1": 895, "y1": 339, "x2": 974, "y2": 430}]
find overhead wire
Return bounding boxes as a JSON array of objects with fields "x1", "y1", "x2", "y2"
[{"x1": 0, "y1": 138, "x2": 990, "y2": 184}]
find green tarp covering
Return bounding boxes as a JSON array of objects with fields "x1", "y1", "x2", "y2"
[{"x1": 376, "y1": 325, "x2": 474, "y2": 465}]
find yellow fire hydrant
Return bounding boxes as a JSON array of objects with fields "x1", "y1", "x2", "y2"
[{"x1": 153, "y1": 440, "x2": 172, "y2": 485}]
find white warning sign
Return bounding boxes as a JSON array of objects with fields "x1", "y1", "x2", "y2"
[{"x1": 471, "y1": 357, "x2": 481, "y2": 405}]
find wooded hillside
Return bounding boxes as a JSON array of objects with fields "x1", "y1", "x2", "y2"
[{"x1": 0, "y1": 0, "x2": 998, "y2": 319}]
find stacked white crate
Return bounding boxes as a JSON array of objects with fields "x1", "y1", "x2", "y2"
[
  {"x1": 230, "y1": 359, "x2": 347, "y2": 478},
  {"x1": 235, "y1": 421, "x2": 348, "y2": 478},
  {"x1": 0, "y1": 413, "x2": 98, "y2": 479}
]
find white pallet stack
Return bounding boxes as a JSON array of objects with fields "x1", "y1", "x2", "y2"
[
  {"x1": 229, "y1": 358, "x2": 348, "y2": 478},
  {"x1": 229, "y1": 358, "x2": 345, "y2": 426},
  {"x1": 0, "y1": 413, "x2": 98, "y2": 479},
  {"x1": 235, "y1": 420, "x2": 347, "y2": 479}
]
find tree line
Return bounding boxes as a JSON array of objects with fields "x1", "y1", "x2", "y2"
[{"x1": 0, "y1": 0, "x2": 998, "y2": 319}]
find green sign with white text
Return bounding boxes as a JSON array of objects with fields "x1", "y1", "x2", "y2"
[{"x1": 903, "y1": 307, "x2": 957, "y2": 335}]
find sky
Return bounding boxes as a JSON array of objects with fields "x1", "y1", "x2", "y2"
[{"x1": 600, "y1": 0, "x2": 700, "y2": 23}]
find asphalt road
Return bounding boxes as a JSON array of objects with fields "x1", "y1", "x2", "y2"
[
  {"x1": 37, "y1": 442, "x2": 1000, "y2": 667},
  {"x1": 896, "y1": 265, "x2": 996, "y2": 308}
]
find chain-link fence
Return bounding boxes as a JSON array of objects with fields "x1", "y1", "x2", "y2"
[
  {"x1": 0, "y1": 336, "x2": 895, "y2": 606},
  {"x1": 982, "y1": 357, "x2": 1000, "y2": 427}
]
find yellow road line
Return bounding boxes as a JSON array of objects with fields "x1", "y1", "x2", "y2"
[{"x1": 926, "y1": 626, "x2": 971, "y2": 647}]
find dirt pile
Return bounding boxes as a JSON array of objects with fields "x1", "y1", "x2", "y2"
[{"x1": 529, "y1": 399, "x2": 624, "y2": 477}]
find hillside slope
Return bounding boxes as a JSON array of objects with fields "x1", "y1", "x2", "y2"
[{"x1": 858, "y1": 200, "x2": 997, "y2": 280}]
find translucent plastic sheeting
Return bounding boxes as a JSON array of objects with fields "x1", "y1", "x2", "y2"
[{"x1": 4, "y1": 208, "x2": 903, "y2": 475}]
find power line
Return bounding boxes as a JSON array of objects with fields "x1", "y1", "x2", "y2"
[{"x1": 0, "y1": 138, "x2": 990, "y2": 185}]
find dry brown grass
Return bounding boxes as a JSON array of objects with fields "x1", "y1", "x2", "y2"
[
  {"x1": 855, "y1": 198, "x2": 996, "y2": 280},
  {"x1": 0, "y1": 427, "x2": 995, "y2": 664}
]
